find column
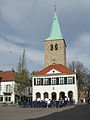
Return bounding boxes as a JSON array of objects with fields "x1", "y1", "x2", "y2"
[
  {"x1": 32, "y1": 92, "x2": 36, "y2": 101},
  {"x1": 41, "y1": 93, "x2": 43, "y2": 100},
  {"x1": 48, "y1": 93, "x2": 51, "y2": 100},
  {"x1": 57, "y1": 93, "x2": 59, "y2": 100},
  {"x1": 65, "y1": 92, "x2": 68, "y2": 98}
]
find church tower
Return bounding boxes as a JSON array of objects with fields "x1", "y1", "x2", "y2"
[{"x1": 44, "y1": 10, "x2": 66, "y2": 67}]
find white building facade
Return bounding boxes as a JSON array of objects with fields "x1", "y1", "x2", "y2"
[
  {"x1": 32, "y1": 64, "x2": 78, "y2": 103},
  {"x1": 32, "y1": 11, "x2": 78, "y2": 103},
  {"x1": 0, "y1": 81, "x2": 15, "y2": 103},
  {"x1": 0, "y1": 71, "x2": 32, "y2": 103},
  {"x1": 0, "y1": 71, "x2": 16, "y2": 103}
]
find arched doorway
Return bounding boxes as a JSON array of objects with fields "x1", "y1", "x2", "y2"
[
  {"x1": 59, "y1": 92, "x2": 65, "y2": 99},
  {"x1": 68, "y1": 91, "x2": 73, "y2": 101},
  {"x1": 36, "y1": 92, "x2": 41, "y2": 101},
  {"x1": 51, "y1": 92, "x2": 57, "y2": 100},
  {"x1": 43, "y1": 92, "x2": 48, "y2": 100}
]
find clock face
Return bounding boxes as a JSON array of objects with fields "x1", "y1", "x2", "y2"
[{"x1": 51, "y1": 59, "x2": 56, "y2": 64}]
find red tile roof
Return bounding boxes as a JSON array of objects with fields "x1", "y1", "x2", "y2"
[
  {"x1": 33, "y1": 64, "x2": 75, "y2": 76},
  {"x1": 0, "y1": 71, "x2": 15, "y2": 82}
]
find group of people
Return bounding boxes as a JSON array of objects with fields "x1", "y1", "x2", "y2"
[
  {"x1": 18, "y1": 96, "x2": 75, "y2": 108},
  {"x1": 44, "y1": 96, "x2": 69, "y2": 108},
  {"x1": 80, "y1": 97, "x2": 90, "y2": 104}
]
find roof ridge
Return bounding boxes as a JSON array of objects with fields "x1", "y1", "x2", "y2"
[{"x1": 33, "y1": 64, "x2": 75, "y2": 76}]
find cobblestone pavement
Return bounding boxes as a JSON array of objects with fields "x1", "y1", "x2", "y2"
[{"x1": 0, "y1": 105, "x2": 74, "y2": 120}]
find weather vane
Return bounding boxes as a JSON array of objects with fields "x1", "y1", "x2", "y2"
[{"x1": 54, "y1": 5, "x2": 56, "y2": 11}]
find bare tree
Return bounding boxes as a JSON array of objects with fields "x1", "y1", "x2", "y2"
[
  {"x1": 85, "y1": 74, "x2": 90, "y2": 98},
  {"x1": 69, "y1": 61, "x2": 88, "y2": 101}
]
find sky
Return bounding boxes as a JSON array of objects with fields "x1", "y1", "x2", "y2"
[{"x1": 0, "y1": 0, "x2": 90, "y2": 72}]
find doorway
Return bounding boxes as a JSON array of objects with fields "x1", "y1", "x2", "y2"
[
  {"x1": 51, "y1": 92, "x2": 57, "y2": 100},
  {"x1": 59, "y1": 92, "x2": 65, "y2": 99}
]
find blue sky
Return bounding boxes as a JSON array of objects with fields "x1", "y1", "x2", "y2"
[{"x1": 0, "y1": 0, "x2": 90, "y2": 72}]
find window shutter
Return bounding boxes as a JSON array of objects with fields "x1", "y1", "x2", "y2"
[
  {"x1": 56, "y1": 77, "x2": 59, "y2": 85},
  {"x1": 73, "y1": 77, "x2": 75, "y2": 84},
  {"x1": 48, "y1": 78, "x2": 51, "y2": 85},
  {"x1": 41, "y1": 78, "x2": 43, "y2": 85},
  {"x1": 34, "y1": 78, "x2": 36, "y2": 85},
  {"x1": 64, "y1": 77, "x2": 67, "y2": 84}
]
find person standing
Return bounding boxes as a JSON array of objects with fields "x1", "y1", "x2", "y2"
[{"x1": 64, "y1": 97, "x2": 68, "y2": 107}]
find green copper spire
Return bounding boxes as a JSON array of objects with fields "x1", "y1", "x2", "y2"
[{"x1": 46, "y1": 11, "x2": 63, "y2": 40}]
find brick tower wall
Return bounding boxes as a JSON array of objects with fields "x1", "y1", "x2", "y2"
[{"x1": 44, "y1": 39, "x2": 66, "y2": 67}]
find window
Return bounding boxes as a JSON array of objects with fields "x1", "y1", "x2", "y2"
[
  {"x1": 68, "y1": 77, "x2": 73, "y2": 84},
  {"x1": 5, "y1": 85, "x2": 11, "y2": 93},
  {"x1": 44, "y1": 92, "x2": 48, "y2": 99},
  {"x1": 43, "y1": 78, "x2": 49, "y2": 85},
  {"x1": 9, "y1": 97, "x2": 11, "y2": 101},
  {"x1": 52, "y1": 78, "x2": 56, "y2": 85},
  {"x1": 55, "y1": 44, "x2": 58, "y2": 50},
  {"x1": 0, "y1": 97, "x2": 3, "y2": 102},
  {"x1": 36, "y1": 78, "x2": 43, "y2": 85},
  {"x1": 59, "y1": 77, "x2": 64, "y2": 84},
  {"x1": 36, "y1": 92, "x2": 41, "y2": 100},
  {"x1": 50, "y1": 44, "x2": 53, "y2": 51},
  {"x1": 37, "y1": 78, "x2": 41, "y2": 85},
  {"x1": 5, "y1": 96, "x2": 11, "y2": 102},
  {"x1": 0, "y1": 85, "x2": 1, "y2": 91}
]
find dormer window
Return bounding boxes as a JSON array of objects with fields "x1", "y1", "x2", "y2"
[
  {"x1": 50, "y1": 44, "x2": 53, "y2": 51},
  {"x1": 55, "y1": 44, "x2": 58, "y2": 50}
]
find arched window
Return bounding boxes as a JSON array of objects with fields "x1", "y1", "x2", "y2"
[
  {"x1": 55, "y1": 44, "x2": 58, "y2": 50},
  {"x1": 50, "y1": 44, "x2": 53, "y2": 51},
  {"x1": 59, "y1": 92, "x2": 65, "y2": 100},
  {"x1": 44, "y1": 92, "x2": 48, "y2": 99},
  {"x1": 68, "y1": 91, "x2": 73, "y2": 101},
  {"x1": 51, "y1": 92, "x2": 57, "y2": 100},
  {"x1": 36, "y1": 92, "x2": 41, "y2": 101}
]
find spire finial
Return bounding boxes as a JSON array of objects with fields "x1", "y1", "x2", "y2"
[{"x1": 54, "y1": 5, "x2": 56, "y2": 11}]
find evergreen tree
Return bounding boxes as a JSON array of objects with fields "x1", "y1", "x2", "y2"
[{"x1": 15, "y1": 49, "x2": 30, "y2": 102}]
